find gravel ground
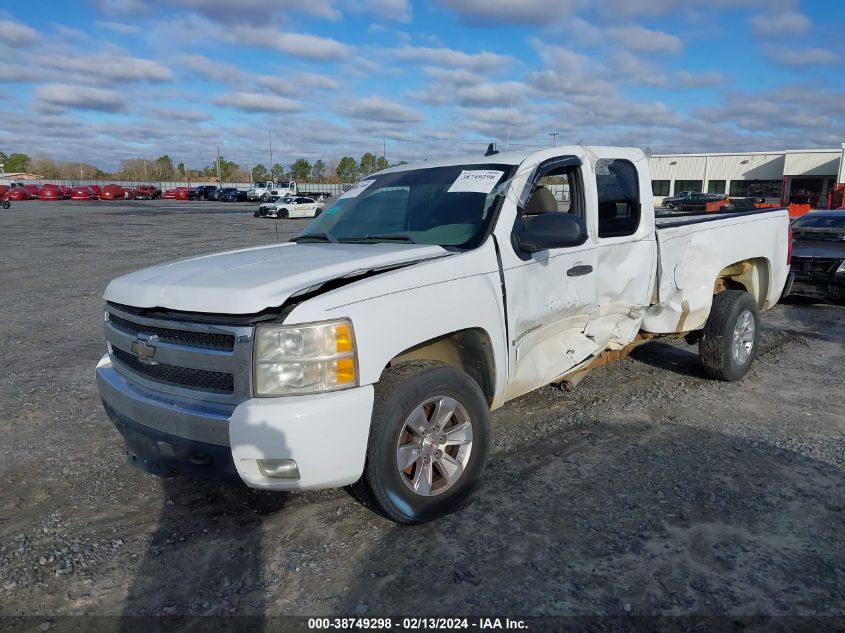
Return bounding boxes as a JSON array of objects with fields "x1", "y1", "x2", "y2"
[{"x1": 0, "y1": 200, "x2": 843, "y2": 621}]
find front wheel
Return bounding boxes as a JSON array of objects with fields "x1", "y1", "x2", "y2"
[
  {"x1": 1, "y1": 200, "x2": 9, "y2": 209},
  {"x1": 699, "y1": 289, "x2": 761, "y2": 381},
  {"x1": 277, "y1": 208, "x2": 289, "y2": 219},
  {"x1": 352, "y1": 361, "x2": 491, "y2": 524},
  {"x1": 261, "y1": 193, "x2": 270, "y2": 202}
]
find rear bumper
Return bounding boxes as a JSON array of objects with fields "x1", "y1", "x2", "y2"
[{"x1": 96, "y1": 355, "x2": 375, "y2": 491}]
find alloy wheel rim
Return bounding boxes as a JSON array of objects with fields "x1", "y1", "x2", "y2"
[
  {"x1": 732, "y1": 309, "x2": 756, "y2": 366},
  {"x1": 396, "y1": 396, "x2": 473, "y2": 497}
]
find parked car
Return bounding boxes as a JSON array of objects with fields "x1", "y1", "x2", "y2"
[
  {"x1": 670, "y1": 193, "x2": 730, "y2": 213},
  {"x1": 163, "y1": 188, "x2": 177, "y2": 199},
  {"x1": 22, "y1": 184, "x2": 42, "y2": 199},
  {"x1": 661, "y1": 190, "x2": 697, "y2": 209},
  {"x1": 101, "y1": 184, "x2": 134, "y2": 200},
  {"x1": 255, "y1": 196, "x2": 325, "y2": 219},
  {"x1": 134, "y1": 185, "x2": 161, "y2": 200},
  {"x1": 89, "y1": 184, "x2": 102, "y2": 199},
  {"x1": 40, "y1": 184, "x2": 70, "y2": 201},
  {"x1": 96, "y1": 144, "x2": 792, "y2": 523},
  {"x1": 2, "y1": 187, "x2": 33, "y2": 201},
  {"x1": 195, "y1": 185, "x2": 219, "y2": 201},
  {"x1": 218, "y1": 187, "x2": 247, "y2": 202},
  {"x1": 71, "y1": 186, "x2": 98, "y2": 200},
  {"x1": 175, "y1": 187, "x2": 198, "y2": 201},
  {"x1": 785, "y1": 210, "x2": 845, "y2": 303}
]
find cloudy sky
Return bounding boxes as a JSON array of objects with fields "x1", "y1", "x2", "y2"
[{"x1": 1, "y1": 0, "x2": 843, "y2": 171}]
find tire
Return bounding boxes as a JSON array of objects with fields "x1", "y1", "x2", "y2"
[
  {"x1": 699, "y1": 289, "x2": 761, "y2": 382},
  {"x1": 352, "y1": 361, "x2": 491, "y2": 524},
  {"x1": 278, "y1": 209, "x2": 289, "y2": 219},
  {"x1": 2, "y1": 201, "x2": 9, "y2": 209},
  {"x1": 253, "y1": 211, "x2": 259, "y2": 218},
  {"x1": 261, "y1": 193, "x2": 270, "y2": 202},
  {"x1": 314, "y1": 209, "x2": 322, "y2": 217}
]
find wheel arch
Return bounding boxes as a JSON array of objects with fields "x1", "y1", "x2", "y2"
[
  {"x1": 386, "y1": 328, "x2": 497, "y2": 405},
  {"x1": 713, "y1": 257, "x2": 771, "y2": 309}
]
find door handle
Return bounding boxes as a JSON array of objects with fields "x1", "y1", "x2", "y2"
[{"x1": 567, "y1": 265, "x2": 593, "y2": 277}]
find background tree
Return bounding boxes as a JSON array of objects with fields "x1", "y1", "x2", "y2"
[
  {"x1": 376, "y1": 155, "x2": 389, "y2": 171},
  {"x1": 252, "y1": 164, "x2": 268, "y2": 180},
  {"x1": 359, "y1": 152, "x2": 377, "y2": 176},
  {"x1": 4, "y1": 153, "x2": 31, "y2": 173},
  {"x1": 154, "y1": 155, "x2": 174, "y2": 180},
  {"x1": 336, "y1": 156, "x2": 357, "y2": 181},
  {"x1": 177, "y1": 162, "x2": 186, "y2": 179},
  {"x1": 270, "y1": 163, "x2": 284, "y2": 181},
  {"x1": 290, "y1": 158, "x2": 311, "y2": 182},
  {"x1": 311, "y1": 159, "x2": 326, "y2": 182}
]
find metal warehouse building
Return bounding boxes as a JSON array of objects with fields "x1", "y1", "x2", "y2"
[{"x1": 648, "y1": 144, "x2": 845, "y2": 208}]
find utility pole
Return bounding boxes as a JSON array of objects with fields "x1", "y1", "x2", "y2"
[
  {"x1": 383, "y1": 137, "x2": 386, "y2": 165},
  {"x1": 268, "y1": 130, "x2": 273, "y2": 183},
  {"x1": 143, "y1": 158, "x2": 147, "y2": 181},
  {"x1": 549, "y1": 132, "x2": 559, "y2": 147},
  {"x1": 215, "y1": 143, "x2": 221, "y2": 184}
]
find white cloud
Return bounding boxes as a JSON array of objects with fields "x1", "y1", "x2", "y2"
[
  {"x1": 675, "y1": 70, "x2": 727, "y2": 88},
  {"x1": 750, "y1": 11, "x2": 812, "y2": 35},
  {"x1": 357, "y1": 0, "x2": 412, "y2": 22},
  {"x1": 392, "y1": 44, "x2": 513, "y2": 72},
  {"x1": 0, "y1": 65, "x2": 36, "y2": 83},
  {"x1": 0, "y1": 19, "x2": 39, "y2": 46},
  {"x1": 257, "y1": 73, "x2": 339, "y2": 95},
  {"x1": 436, "y1": 0, "x2": 581, "y2": 24},
  {"x1": 609, "y1": 26, "x2": 683, "y2": 55},
  {"x1": 38, "y1": 52, "x2": 174, "y2": 83},
  {"x1": 226, "y1": 27, "x2": 349, "y2": 61},
  {"x1": 178, "y1": 54, "x2": 245, "y2": 82},
  {"x1": 214, "y1": 92, "x2": 303, "y2": 113},
  {"x1": 167, "y1": 0, "x2": 342, "y2": 22},
  {"x1": 769, "y1": 47, "x2": 838, "y2": 66},
  {"x1": 95, "y1": 20, "x2": 142, "y2": 34},
  {"x1": 36, "y1": 84, "x2": 125, "y2": 112},
  {"x1": 149, "y1": 107, "x2": 210, "y2": 122},
  {"x1": 344, "y1": 95, "x2": 425, "y2": 123}
]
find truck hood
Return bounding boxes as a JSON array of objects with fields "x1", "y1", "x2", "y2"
[{"x1": 104, "y1": 242, "x2": 449, "y2": 314}]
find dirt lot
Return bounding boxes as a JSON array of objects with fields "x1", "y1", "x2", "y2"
[{"x1": 1, "y1": 200, "x2": 843, "y2": 622}]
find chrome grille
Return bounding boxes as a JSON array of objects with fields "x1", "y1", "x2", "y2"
[
  {"x1": 112, "y1": 347, "x2": 234, "y2": 393},
  {"x1": 104, "y1": 304, "x2": 254, "y2": 404},
  {"x1": 108, "y1": 313, "x2": 235, "y2": 351}
]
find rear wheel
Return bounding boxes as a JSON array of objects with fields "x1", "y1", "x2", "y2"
[
  {"x1": 1, "y1": 200, "x2": 9, "y2": 209},
  {"x1": 352, "y1": 361, "x2": 491, "y2": 524},
  {"x1": 699, "y1": 289, "x2": 760, "y2": 381}
]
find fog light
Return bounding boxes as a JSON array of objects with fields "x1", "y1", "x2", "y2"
[{"x1": 257, "y1": 459, "x2": 300, "y2": 479}]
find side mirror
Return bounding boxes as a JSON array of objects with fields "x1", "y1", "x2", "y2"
[{"x1": 515, "y1": 213, "x2": 588, "y2": 252}]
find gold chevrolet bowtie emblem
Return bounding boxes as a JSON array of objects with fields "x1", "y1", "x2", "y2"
[{"x1": 131, "y1": 335, "x2": 158, "y2": 363}]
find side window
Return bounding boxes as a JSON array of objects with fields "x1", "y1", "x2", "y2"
[{"x1": 596, "y1": 159, "x2": 640, "y2": 238}]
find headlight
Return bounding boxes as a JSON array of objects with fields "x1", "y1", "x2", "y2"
[{"x1": 254, "y1": 319, "x2": 357, "y2": 396}]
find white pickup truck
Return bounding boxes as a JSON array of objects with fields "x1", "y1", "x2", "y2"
[
  {"x1": 246, "y1": 180, "x2": 297, "y2": 202},
  {"x1": 96, "y1": 146, "x2": 791, "y2": 523}
]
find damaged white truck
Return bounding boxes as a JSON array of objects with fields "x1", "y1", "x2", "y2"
[{"x1": 96, "y1": 146, "x2": 792, "y2": 523}]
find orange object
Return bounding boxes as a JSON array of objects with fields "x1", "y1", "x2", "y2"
[{"x1": 787, "y1": 203, "x2": 812, "y2": 218}]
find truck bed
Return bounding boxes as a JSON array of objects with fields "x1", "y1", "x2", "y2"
[{"x1": 643, "y1": 206, "x2": 791, "y2": 334}]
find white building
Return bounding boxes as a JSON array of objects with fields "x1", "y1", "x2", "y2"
[{"x1": 648, "y1": 144, "x2": 845, "y2": 208}]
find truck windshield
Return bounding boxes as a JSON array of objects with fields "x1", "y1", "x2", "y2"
[{"x1": 298, "y1": 163, "x2": 513, "y2": 249}]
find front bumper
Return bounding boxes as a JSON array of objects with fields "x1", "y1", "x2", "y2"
[{"x1": 96, "y1": 355, "x2": 375, "y2": 491}]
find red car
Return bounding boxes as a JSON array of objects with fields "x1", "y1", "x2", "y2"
[
  {"x1": 88, "y1": 184, "x2": 102, "y2": 198},
  {"x1": 2, "y1": 187, "x2": 32, "y2": 201},
  {"x1": 163, "y1": 187, "x2": 177, "y2": 199},
  {"x1": 133, "y1": 184, "x2": 161, "y2": 199},
  {"x1": 174, "y1": 187, "x2": 198, "y2": 200},
  {"x1": 71, "y1": 186, "x2": 98, "y2": 200},
  {"x1": 101, "y1": 184, "x2": 135, "y2": 200},
  {"x1": 22, "y1": 184, "x2": 42, "y2": 199},
  {"x1": 39, "y1": 184, "x2": 70, "y2": 201}
]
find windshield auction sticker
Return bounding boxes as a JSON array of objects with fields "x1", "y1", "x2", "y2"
[
  {"x1": 448, "y1": 170, "x2": 505, "y2": 194},
  {"x1": 340, "y1": 180, "x2": 376, "y2": 199}
]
